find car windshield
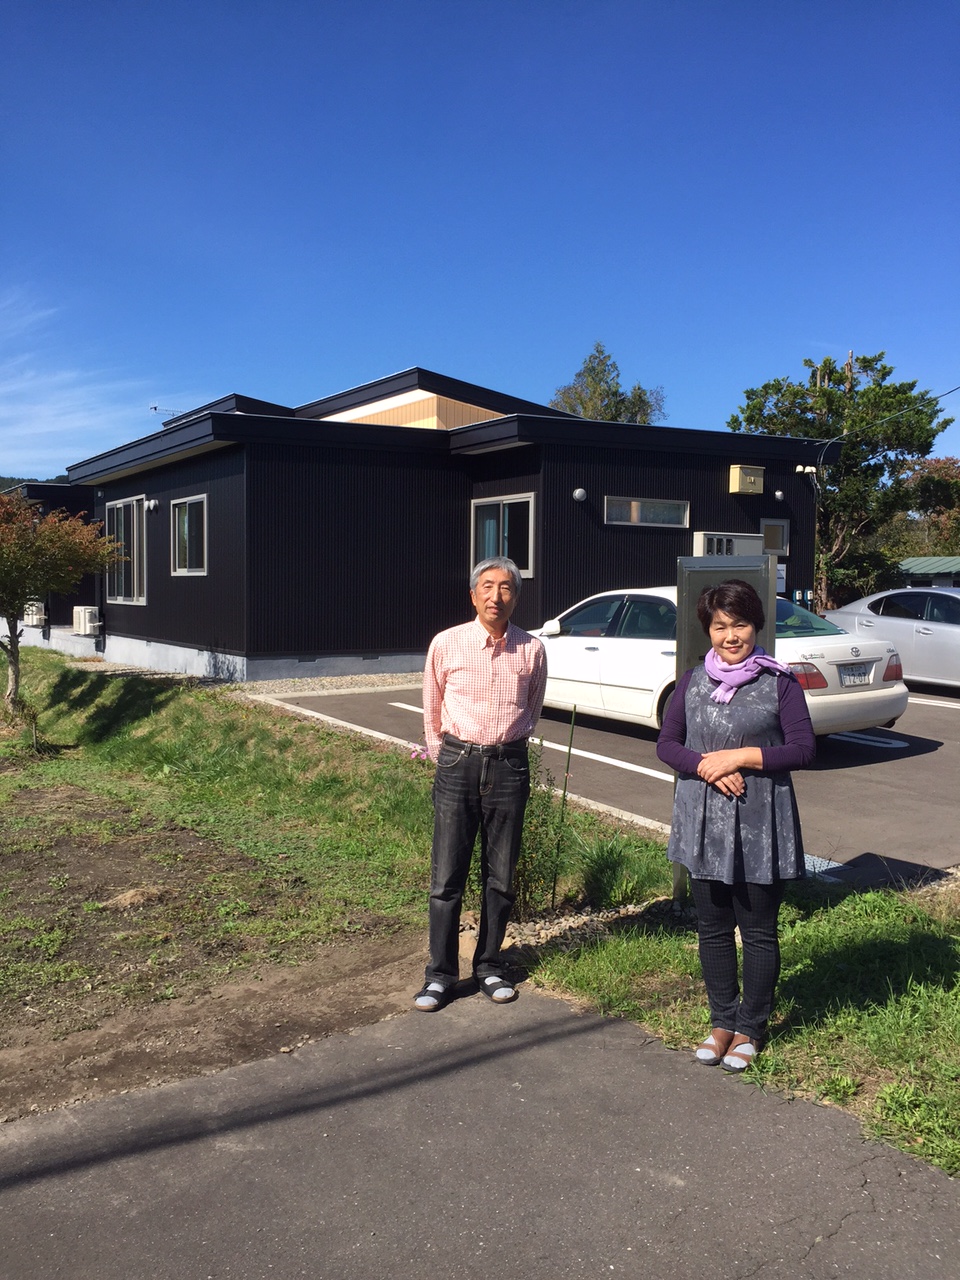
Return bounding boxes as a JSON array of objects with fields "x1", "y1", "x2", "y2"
[{"x1": 775, "y1": 598, "x2": 844, "y2": 638}]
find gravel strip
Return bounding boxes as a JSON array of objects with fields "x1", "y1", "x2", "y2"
[
  {"x1": 228, "y1": 672, "x2": 424, "y2": 696},
  {"x1": 65, "y1": 659, "x2": 424, "y2": 696}
]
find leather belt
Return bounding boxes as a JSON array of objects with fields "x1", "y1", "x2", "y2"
[{"x1": 442, "y1": 733, "x2": 528, "y2": 759}]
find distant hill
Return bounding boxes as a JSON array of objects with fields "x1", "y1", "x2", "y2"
[{"x1": 1, "y1": 475, "x2": 69, "y2": 490}]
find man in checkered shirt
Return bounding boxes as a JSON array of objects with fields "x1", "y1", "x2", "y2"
[{"x1": 414, "y1": 557, "x2": 547, "y2": 1012}]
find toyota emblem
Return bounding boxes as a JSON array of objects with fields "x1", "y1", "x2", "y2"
[{"x1": 850, "y1": 646, "x2": 861, "y2": 657}]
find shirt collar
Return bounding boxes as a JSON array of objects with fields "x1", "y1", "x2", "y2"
[{"x1": 472, "y1": 617, "x2": 512, "y2": 647}]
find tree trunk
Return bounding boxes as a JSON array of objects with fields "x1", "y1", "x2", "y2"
[{"x1": 3, "y1": 618, "x2": 20, "y2": 710}]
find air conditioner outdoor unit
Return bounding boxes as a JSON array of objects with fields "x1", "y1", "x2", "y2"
[
  {"x1": 22, "y1": 601, "x2": 47, "y2": 626},
  {"x1": 73, "y1": 606, "x2": 101, "y2": 636}
]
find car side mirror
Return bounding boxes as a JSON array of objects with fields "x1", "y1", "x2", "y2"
[{"x1": 540, "y1": 618, "x2": 561, "y2": 636}]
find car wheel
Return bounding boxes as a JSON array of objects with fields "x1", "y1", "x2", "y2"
[{"x1": 656, "y1": 684, "x2": 675, "y2": 730}]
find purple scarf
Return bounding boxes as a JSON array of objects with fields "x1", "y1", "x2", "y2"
[{"x1": 704, "y1": 644, "x2": 793, "y2": 703}]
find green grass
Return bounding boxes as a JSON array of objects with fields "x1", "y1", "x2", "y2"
[
  {"x1": 533, "y1": 879, "x2": 960, "y2": 1176},
  {"x1": 0, "y1": 651, "x2": 669, "y2": 1020},
  {"x1": 3, "y1": 648, "x2": 959, "y2": 1175}
]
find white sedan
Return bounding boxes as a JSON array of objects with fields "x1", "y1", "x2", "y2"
[{"x1": 536, "y1": 586, "x2": 909, "y2": 736}]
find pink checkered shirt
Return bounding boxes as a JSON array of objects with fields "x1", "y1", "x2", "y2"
[{"x1": 423, "y1": 618, "x2": 547, "y2": 761}]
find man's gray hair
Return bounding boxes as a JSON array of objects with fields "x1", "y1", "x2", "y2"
[{"x1": 470, "y1": 556, "x2": 522, "y2": 596}]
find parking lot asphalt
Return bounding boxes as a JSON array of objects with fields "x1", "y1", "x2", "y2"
[
  {"x1": 259, "y1": 685, "x2": 960, "y2": 876},
  {"x1": 2, "y1": 986, "x2": 959, "y2": 1280}
]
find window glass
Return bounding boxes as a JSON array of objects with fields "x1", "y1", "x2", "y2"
[
  {"x1": 474, "y1": 503, "x2": 501, "y2": 562},
  {"x1": 879, "y1": 593, "x2": 926, "y2": 620},
  {"x1": 471, "y1": 494, "x2": 534, "y2": 576},
  {"x1": 502, "y1": 500, "x2": 530, "y2": 569},
  {"x1": 926, "y1": 594, "x2": 960, "y2": 625},
  {"x1": 106, "y1": 497, "x2": 146, "y2": 602},
  {"x1": 617, "y1": 597, "x2": 677, "y2": 639},
  {"x1": 605, "y1": 497, "x2": 689, "y2": 527},
  {"x1": 557, "y1": 596, "x2": 624, "y2": 637},
  {"x1": 761, "y1": 519, "x2": 790, "y2": 555},
  {"x1": 775, "y1": 598, "x2": 844, "y2": 638},
  {"x1": 172, "y1": 496, "x2": 206, "y2": 574}
]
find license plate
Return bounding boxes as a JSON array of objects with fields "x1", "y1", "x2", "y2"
[{"x1": 839, "y1": 663, "x2": 870, "y2": 687}]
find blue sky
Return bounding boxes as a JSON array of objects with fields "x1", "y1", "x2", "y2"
[{"x1": 2, "y1": 0, "x2": 958, "y2": 478}]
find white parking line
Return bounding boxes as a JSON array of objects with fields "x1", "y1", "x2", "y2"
[
  {"x1": 907, "y1": 696, "x2": 960, "y2": 711},
  {"x1": 388, "y1": 702, "x2": 674, "y2": 782}
]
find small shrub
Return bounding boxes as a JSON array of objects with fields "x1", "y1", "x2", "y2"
[{"x1": 573, "y1": 831, "x2": 658, "y2": 909}]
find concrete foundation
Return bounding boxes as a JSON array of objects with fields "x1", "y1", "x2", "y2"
[{"x1": 17, "y1": 623, "x2": 424, "y2": 682}]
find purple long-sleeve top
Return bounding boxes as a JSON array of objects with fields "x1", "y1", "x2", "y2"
[{"x1": 656, "y1": 666, "x2": 816, "y2": 776}]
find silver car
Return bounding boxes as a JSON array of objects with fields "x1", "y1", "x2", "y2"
[
  {"x1": 826, "y1": 587, "x2": 960, "y2": 688},
  {"x1": 537, "y1": 587, "x2": 909, "y2": 735}
]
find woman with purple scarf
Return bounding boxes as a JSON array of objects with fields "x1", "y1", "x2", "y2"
[{"x1": 656, "y1": 579, "x2": 815, "y2": 1072}]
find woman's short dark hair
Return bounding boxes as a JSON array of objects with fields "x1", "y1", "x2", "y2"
[{"x1": 696, "y1": 579, "x2": 765, "y2": 635}]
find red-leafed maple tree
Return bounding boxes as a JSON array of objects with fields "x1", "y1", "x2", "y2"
[{"x1": 0, "y1": 492, "x2": 117, "y2": 710}]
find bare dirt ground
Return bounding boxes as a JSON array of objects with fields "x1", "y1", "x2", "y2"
[
  {"x1": 0, "y1": 931, "x2": 426, "y2": 1122},
  {"x1": 0, "y1": 780, "x2": 428, "y2": 1123}
]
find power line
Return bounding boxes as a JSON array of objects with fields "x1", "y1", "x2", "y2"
[{"x1": 814, "y1": 381, "x2": 960, "y2": 469}]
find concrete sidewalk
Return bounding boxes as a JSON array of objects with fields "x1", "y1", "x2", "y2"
[{"x1": 0, "y1": 987, "x2": 956, "y2": 1280}]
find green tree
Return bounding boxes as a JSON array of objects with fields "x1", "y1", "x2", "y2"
[
  {"x1": 0, "y1": 493, "x2": 117, "y2": 710},
  {"x1": 727, "y1": 353, "x2": 952, "y2": 609},
  {"x1": 551, "y1": 341, "x2": 666, "y2": 423},
  {"x1": 873, "y1": 457, "x2": 960, "y2": 560}
]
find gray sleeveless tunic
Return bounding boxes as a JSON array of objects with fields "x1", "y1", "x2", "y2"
[{"x1": 666, "y1": 666, "x2": 805, "y2": 885}]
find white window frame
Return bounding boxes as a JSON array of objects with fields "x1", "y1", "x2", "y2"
[
  {"x1": 105, "y1": 495, "x2": 147, "y2": 604},
  {"x1": 760, "y1": 518, "x2": 790, "y2": 557},
  {"x1": 171, "y1": 494, "x2": 208, "y2": 576},
  {"x1": 604, "y1": 496, "x2": 690, "y2": 528},
  {"x1": 470, "y1": 492, "x2": 535, "y2": 578}
]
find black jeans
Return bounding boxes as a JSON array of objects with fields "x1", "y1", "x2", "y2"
[
  {"x1": 690, "y1": 877, "x2": 784, "y2": 1042},
  {"x1": 425, "y1": 738, "x2": 530, "y2": 986}
]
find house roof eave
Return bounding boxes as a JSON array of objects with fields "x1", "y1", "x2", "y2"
[{"x1": 448, "y1": 415, "x2": 840, "y2": 464}]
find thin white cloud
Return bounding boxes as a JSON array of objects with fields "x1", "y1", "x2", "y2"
[
  {"x1": 0, "y1": 288, "x2": 159, "y2": 478},
  {"x1": 0, "y1": 287, "x2": 58, "y2": 342}
]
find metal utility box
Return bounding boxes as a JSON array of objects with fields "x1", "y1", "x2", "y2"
[
  {"x1": 669, "y1": 555, "x2": 777, "y2": 901},
  {"x1": 729, "y1": 464, "x2": 765, "y2": 494},
  {"x1": 675, "y1": 556, "x2": 777, "y2": 680},
  {"x1": 692, "y1": 531, "x2": 765, "y2": 558}
]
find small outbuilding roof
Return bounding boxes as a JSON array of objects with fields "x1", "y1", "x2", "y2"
[{"x1": 900, "y1": 556, "x2": 960, "y2": 574}]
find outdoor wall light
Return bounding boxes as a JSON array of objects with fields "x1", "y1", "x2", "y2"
[
  {"x1": 145, "y1": 499, "x2": 160, "y2": 512},
  {"x1": 572, "y1": 488, "x2": 587, "y2": 502},
  {"x1": 794, "y1": 465, "x2": 817, "y2": 474},
  {"x1": 774, "y1": 490, "x2": 784, "y2": 501}
]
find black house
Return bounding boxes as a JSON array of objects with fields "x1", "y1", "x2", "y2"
[{"x1": 21, "y1": 368, "x2": 830, "y2": 679}]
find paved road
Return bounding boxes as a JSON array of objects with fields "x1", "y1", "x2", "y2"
[
  {"x1": 2, "y1": 988, "x2": 958, "y2": 1280},
  {"x1": 260, "y1": 685, "x2": 960, "y2": 874}
]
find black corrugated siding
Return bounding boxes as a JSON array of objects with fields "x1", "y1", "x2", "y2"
[
  {"x1": 463, "y1": 446, "x2": 543, "y2": 630},
  {"x1": 538, "y1": 444, "x2": 816, "y2": 620},
  {"x1": 99, "y1": 447, "x2": 246, "y2": 652},
  {"x1": 245, "y1": 442, "x2": 471, "y2": 655}
]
